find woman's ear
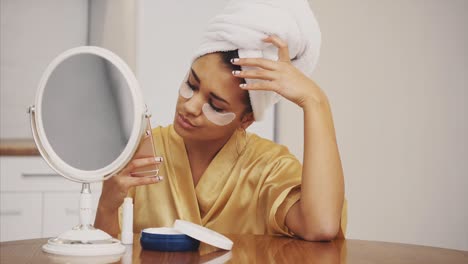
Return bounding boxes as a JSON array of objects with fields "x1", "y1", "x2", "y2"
[{"x1": 240, "y1": 112, "x2": 255, "y2": 130}]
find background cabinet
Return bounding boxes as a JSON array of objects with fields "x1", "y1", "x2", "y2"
[
  {"x1": 42, "y1": 192, "x2": 100, "y2": 238},
  {"x1": 0, "y1": 157, "x2": 102, "y2": 242},
  {"x1": 0, "y1": 192, "x2": 42, "y2": 241}
]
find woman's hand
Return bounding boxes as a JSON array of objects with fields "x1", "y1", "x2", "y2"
[
  {"x1": 98, "y1": 157, "x2": 164, "y2": 212},
  {"x1": 231, "y1": 35, "x2": 327, "y2": 108}
]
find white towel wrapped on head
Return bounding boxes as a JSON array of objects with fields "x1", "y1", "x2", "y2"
[{"x1": 193, "y1": 0, "x2": 321, "y2": 121}]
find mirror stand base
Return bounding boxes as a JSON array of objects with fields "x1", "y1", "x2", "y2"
[
  {"x1": 41, "y1": 183, "x2": 126, "y2": 256},
  {"x1": 42, "y1": 229, "x2": 126, "y2": 256}
]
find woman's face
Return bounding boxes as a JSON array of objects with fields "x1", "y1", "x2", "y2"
[{"x1": 173, "y1": 53, "x2": 253, "y2": 142}]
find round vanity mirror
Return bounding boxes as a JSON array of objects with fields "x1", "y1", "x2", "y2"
[
  {"x1": 29, "y1": 46, "x2": 155, "y2": 256},
  {"x1": 31, "y1": 46, "x2": 146, "y2": 183}
]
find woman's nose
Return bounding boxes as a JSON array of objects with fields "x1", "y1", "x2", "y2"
[{"x1": 183, "y1": 94, "x2": 204, "y2": 117}]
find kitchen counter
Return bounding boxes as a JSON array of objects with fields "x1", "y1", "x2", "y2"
[{"x1": 0, "y1": 139, "x2": 39, "y2": 156}]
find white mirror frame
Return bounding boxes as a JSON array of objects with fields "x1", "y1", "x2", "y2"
[{"x1": 29, "y1": 46, "x2": 147, "y2": 183}]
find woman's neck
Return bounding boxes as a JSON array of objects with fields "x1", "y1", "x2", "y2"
[
  {"x1": 183, "y1": 135, "x2": 232, "y2": 186},
  {"x1": 184, "y1": 135, "x2": 230, "y2": 165}
]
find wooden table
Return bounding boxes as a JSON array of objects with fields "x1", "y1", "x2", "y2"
[{"x1": 1, "y1": 234, "x2": 467, "y2": 263}]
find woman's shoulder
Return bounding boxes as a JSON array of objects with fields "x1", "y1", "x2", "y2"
[
  {"x1": 242, "y1": 132, "x2": 302, "y2": 177},
  {"x1": 245, "y1": 132, "x2": 298, "y2": 163}
]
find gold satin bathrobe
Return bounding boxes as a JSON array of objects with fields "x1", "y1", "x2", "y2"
[{"x1": 125, "y1": 125, "x2": 346, "y2": 238}]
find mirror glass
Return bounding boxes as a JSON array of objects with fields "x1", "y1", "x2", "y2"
[{"x1": 41, "y1": 53, "x2": 134, "y2": 171}]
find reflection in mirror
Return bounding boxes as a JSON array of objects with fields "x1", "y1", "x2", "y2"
[{"x1": 41, "y1": 54, "x2": 134, "y2": 171}]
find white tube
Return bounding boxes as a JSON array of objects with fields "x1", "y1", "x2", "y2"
[{"x1": 121, "y1": 197, "x2": 134, "y2": 244}]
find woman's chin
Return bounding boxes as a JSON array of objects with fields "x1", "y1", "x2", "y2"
[
  {"x1": 173, "y1": 120, "x2": 184, "y2": 136},
  {"x1": 173, "y1": 120, "x2": 195, "y2": 139},
  {"x1": 173, "y1": 118, "x2": 231, "y2": 143}
]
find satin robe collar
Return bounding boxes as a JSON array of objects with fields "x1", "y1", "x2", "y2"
[{"x1": 166, "y1": 125, "x2": 246, "y2": 225}]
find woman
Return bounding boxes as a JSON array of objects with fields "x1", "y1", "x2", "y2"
[{"x1": 95, "y1": 1, "x2": 345, "y2": 241}]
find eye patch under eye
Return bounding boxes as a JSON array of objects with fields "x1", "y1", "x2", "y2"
[
  {"x1": 179, "y1": 81, "x2": 194, "y2": 99},
  {"x1": 202, "y1": 103, "x2": 236, "y2": 126}
]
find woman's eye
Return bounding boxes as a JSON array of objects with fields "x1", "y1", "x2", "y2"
[
  {"x1": 186, "y1": 80, "x2": 197, "y2": 91},
  {"x1": 209, "y1": 100, "x2": 224, "y2": 113}
]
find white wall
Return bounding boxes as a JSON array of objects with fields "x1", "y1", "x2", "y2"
[
  {"x1": 88, "y1": 0, "x2": 136, "y2": 71},
  {"x1": 87, "y1": 0, "x2": 136, "y2": 139},
  {"x1": 0, "y1": 0, "x2": 88, "y2": 138},
  {"x1": 277, "y1": 0, "x2": 468, "y2": 250}
]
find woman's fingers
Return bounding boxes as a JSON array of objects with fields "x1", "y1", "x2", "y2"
[
  {"x1": 231, "y1": 35, "x2": 291, "y2": 84},
  {"x1": 231, "y1": 57, "x2": 278, "y2": 70},
  {"x1": 115, "y1": 173, "x2": 164, "y2": 191},
  {"x1": 263, "y1": 35, "x2": 290, "y2": 62},
  {"x1": 100, "y1": 157, "x2": 164, "y2": 212},
  {"x1": 121, "y1": 157, "x2": 163, "y2": 175},
  {"x1": 232, "y1": 68, "x2": 276, "y2": 81},
  {"x1": 231, "y1": 35, "x2": 291, "y2": 69},
  {"x1": 239, "y1": 80, "x2": 280, "y2": 93},
  {"x1": 125, "y1": 175, "x2": 164, "y2": 188},
  {"x1": 115, "y1": 156, "x2": 165, "y2": 188}
]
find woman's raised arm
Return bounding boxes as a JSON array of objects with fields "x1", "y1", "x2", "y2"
[{"x1": 231, "y1": 35, "x2": 344, "y2": 241}]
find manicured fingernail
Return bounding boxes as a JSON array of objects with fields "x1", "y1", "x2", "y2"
[
  {"x1": 155, "y1": 157, "x2": 163, "y2": 162},
  {"x1": 230, "y1": 58, "x2": 239, "y2": 63},
  {"x1": 153, "y1": 175, "x2": 163, "y2": 181},
  {"x1": 239, "y1": 83, "x2": 247, "y2": 88},
  {"x1": 232, "y1": 70, "x2": 241, "y2": 75}
]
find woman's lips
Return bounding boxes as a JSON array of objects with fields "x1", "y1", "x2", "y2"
[{"x1": 177, "y1": 114, "x2": 196, "y2": 129}]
